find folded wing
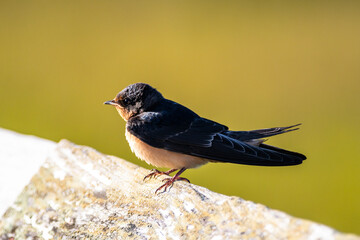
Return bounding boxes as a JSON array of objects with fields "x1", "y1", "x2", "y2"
[{"x1": 128, "y1": 113, "x2": 305, "y2": 167}]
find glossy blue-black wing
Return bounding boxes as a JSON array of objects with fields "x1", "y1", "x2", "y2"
[
  {"x1": 187, "y1": 133, "x2": 305, "y2": 166},
  {"x1": 127, "y1": 111, "x2": 228, "y2": 148},
  {"x1": 128, "y1": 112, "x2": 305, "y2": 166}
]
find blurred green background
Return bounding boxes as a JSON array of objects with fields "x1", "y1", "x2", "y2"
[{"x1": 1, "y1": 0, "x2": 359, "y2": 234}]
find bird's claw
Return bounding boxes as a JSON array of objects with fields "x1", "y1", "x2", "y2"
[
  {"x1": 143, "y1": 169, "x2": 161, "y2": 181},
  {"x1": 155, "y1": 176, "x2": 190, "y2": 194},
  {"x1": 161, "y1": 177, "x2": 190, "y2": 183},
  {"x1": 143, "y1": 169, "x2": 174, "y2": 181},
  {"x1": 155, "y1": 179, "x2": 174, "y2": 194}
]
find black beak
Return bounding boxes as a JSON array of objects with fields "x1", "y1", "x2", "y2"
[{"x1": 104, "y1": 100, "x2": 117, "y2": 106}]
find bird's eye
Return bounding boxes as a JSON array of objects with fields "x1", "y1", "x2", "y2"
[{"x1": 119, "y1": 98, "x2": 129, "y2": 106}]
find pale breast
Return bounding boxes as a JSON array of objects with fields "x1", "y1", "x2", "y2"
[{"x1": 125, "y1": 130, "x2": 209, "y2": 169}]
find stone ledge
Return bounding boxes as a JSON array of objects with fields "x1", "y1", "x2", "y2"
[
  {"x1": 0, "y1": 135, "x2": 359, "y2": 239},
  {"x1": 0, "y1": 128, "x2": 56, "y2": 217}
]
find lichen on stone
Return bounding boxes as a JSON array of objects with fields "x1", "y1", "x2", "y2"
[{"x1": 0, "y1": 140, "x2": 358, "y2": 240}]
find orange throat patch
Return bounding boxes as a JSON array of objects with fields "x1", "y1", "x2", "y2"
[{"x1": 115, "y1": 106, "x2": 132, "y2": 121}]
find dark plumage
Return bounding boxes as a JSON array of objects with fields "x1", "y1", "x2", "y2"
[{"x1": 105, "y1": 83, "x2": 306, "y2": 193}]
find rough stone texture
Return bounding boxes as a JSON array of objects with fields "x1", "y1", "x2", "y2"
[
  {"x1": 0, "y1": 138, "x2": 359, "y2": 240},
  {"x1": 0, "y1": 128, "x2": 56, "y2": 216}
]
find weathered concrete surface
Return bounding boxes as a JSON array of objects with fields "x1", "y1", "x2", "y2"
[
  {"x1": 0, "y1": 139, "x2": 359, "y2": 240},
  {"x1": 0, "y1": 128, "x2": 56, "y2": 217}
]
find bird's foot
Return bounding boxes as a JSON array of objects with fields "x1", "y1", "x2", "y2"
[
  {"x1": 155, "y1": 173, "x2": 190, "y2": 194},
  {"x1": 143, "y1": 168, "x2": 177, "y2": 181}
]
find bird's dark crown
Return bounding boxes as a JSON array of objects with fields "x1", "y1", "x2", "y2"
[{"x1": 114, "y1": 83, "x2": 163, "y2": 116}]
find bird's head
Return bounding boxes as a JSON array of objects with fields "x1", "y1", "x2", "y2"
[{"x1": 104, "y1": 83, "x2": 163, "y2": 121}]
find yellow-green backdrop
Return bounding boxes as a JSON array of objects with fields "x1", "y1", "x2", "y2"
[{"x1": 1, "y1": 1, "x2": 359, "y2": 234}]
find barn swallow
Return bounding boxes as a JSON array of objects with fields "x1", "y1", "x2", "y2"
[{"x1": 105, "y1": 83, "x2": 306, "y2": 194}]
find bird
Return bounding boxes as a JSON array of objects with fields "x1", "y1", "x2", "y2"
[{"x1": 104, "y1": 83, "x2": 306, "y2": 194}]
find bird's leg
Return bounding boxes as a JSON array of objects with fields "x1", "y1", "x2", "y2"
[
  {"x1": 155, "y1": 168, "x2": 190, "y2": 194},
  {"x1": 143, "y1": 168, "x2": 178, "y2": 181}
]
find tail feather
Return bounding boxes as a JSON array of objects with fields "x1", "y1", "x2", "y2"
[
  {"x1": 251, "y1": 123, "x2": 301, "y2": 135},
  {"x1": 190, "y1": 123, "x2": 306, "y2": 167},
  {"x1": 225, "y1": 123, "x2": 302, "y2": 141},
  {"x1": 260, "y1": 143, "x2": 307, "y2": 161}
]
